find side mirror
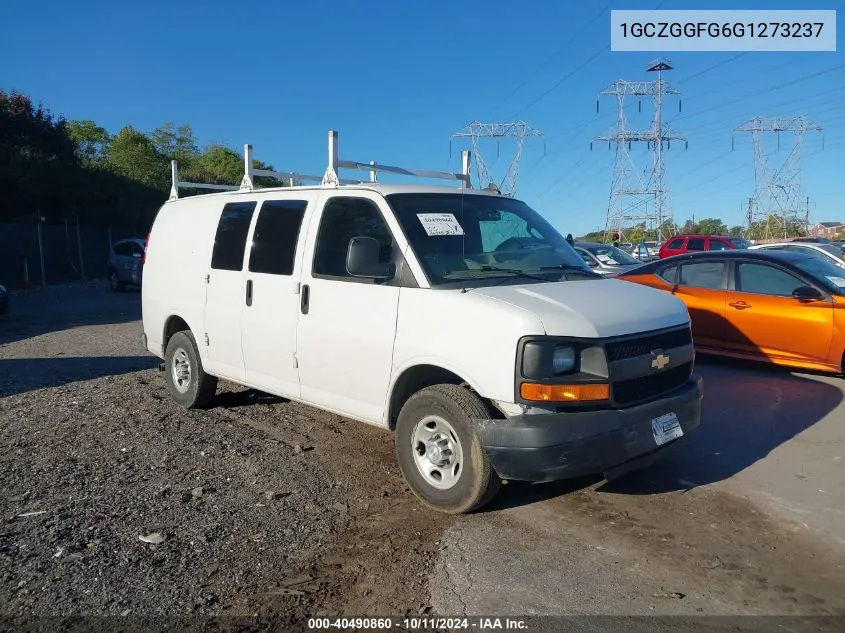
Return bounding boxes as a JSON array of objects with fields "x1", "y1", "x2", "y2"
[
  {"x1": 792, "y1": 285, "x2": 822, "y2": 301},
  {"x1": 346, "y1": 236, "x2": 395, "y2": 280}
]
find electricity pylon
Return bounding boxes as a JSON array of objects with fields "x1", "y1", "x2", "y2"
[
  {"x1": 733, "y1": 115, "x2": 824, "y2": 240},
  {"x1": 592, "y1": 59, "x2": 686, "y2": 243},
  {"x1": 451, "y1": 121, "x2": 544, "y2": 196}
]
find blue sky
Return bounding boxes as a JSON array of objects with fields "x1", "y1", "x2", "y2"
[{"x1": 2, "y1": 0, "x2": 843, "y2": 237}]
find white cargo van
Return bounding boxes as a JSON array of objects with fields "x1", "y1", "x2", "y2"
[{"x1": 142, "y1": 131, "x2": 703, "y2": 513}]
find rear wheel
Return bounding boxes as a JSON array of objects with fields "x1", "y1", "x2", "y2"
[
  {"x1": 164, "y1": 331, "x2": 218, "y2": 409},
  {"x1": 108, "y1": 269, "x2": 123, "y2": 292},
  {"x1": 395, "y1": 384, "x2": 501, "y2": 514}
]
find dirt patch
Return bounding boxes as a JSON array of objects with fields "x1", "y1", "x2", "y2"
[
  {"x1": 217, "y1": 386, "x2": 455, "y2": 629},
  {"x1": 0, "y1": 282, "x2": 452, "y2": 623}
]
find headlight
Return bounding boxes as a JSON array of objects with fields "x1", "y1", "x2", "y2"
[
  {"x1": 552, "y1": 346, "x2": 576, "y2": 373},
  {"x1": 522, "y1": 342, "x2": 578, "y2": 378}
]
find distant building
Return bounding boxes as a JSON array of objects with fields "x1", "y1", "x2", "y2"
[{"x1": 809, "y1": 222, "x2": 844, "y2": 238}]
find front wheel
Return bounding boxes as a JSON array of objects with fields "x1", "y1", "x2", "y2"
[{"x1": 395, "y1": 384, "x2": 501, "y2": 514}]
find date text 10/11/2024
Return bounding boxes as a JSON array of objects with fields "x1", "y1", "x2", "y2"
[{"x1": 307, "y1": 616, "x2": 529, "y2": 630}]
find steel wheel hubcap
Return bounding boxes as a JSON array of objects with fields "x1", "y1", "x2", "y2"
[
  {"x1": 411, "y1": 415, "x2": 464, "y2": 490},
  {"x1": 171, "y1": 348, "x2": 192, "y2": 393}
]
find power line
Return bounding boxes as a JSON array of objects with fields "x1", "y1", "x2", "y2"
[
  {"x1": 491, "y1": 1, "x2": 616, "y2": 118},
  {"x1": 507, "y1": 0, "x2": 671, "y2": 120},
  {"x1": 671, "y1": 63, "x2": 845, "y2": 125}
]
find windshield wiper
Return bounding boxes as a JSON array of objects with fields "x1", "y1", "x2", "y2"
[
  {"x1": 477, "y1": 266, "x2": 552, "y2": 281},
  {"x1": 537, "y1": 264, "x2": 600, "y2": 275}
]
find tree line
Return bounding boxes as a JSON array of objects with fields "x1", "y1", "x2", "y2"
[
  {"x1": 0, "y1": 89, "x2": 288, "y2": 228},
  {"x1": 578, "y1": 215, "x2": 810, "y2": 244}
]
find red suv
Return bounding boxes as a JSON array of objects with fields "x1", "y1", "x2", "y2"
[{"x1": 658, "y1": 234, "x2": 751, "y2": 259}]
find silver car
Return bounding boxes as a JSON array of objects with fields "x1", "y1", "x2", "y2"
[
  {"x1": 107, "y1": 238, "x2": 146, "y2": 291},
  {"x1": 573, "y1": 241, "x2": 644, "y2": 276}
]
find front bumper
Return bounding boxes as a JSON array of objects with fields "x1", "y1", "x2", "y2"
[{"x1": 474, "y1": 375, "x2": 703, "y2": 482}]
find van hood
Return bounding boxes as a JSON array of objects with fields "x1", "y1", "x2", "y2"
[{"x1": 468, "y1": 278, "x2": 689, "y2": 339}]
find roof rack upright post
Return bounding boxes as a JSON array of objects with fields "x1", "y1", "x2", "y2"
[
  {"x1": 461, "y1": 150, "x2": 473, "y2": 189},
  {"x1": 322, "y1": 130, "x2": 340, "y2": 186},
  {"x1": 240, "y1": 144, "x2": 255, "y2": 191},
  {"x1": 169, "y1": 160, "x2": 180, "y2": 200}
]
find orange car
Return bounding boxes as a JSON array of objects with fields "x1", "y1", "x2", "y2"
[{"x1": 616, "y1": 249, "x2": 845, "y2": 374}]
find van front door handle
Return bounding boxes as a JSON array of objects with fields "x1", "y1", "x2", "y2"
[
  {"x1": 729, "y1": 300, "x2": 751, "y2": 310},
  {"x1": 245, "y1": 279, "x2": 253, "y2": 306},
  {"x1": 301, "y1": 284, "x2": 310, "y2": 315}
]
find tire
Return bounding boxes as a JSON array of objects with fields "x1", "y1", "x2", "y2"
[
  {"x1": 108, "y1": 269, "x2": 124, "y2": 292},
  {"x1": 164, "y1": 330, "x2": 218, "y2": 409},
  {"x1": 395, "y1": 384, "x2": 501, "y2": 514}
]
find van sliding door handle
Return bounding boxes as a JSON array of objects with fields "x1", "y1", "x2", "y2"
[
  {"x1": 301, "y1": 284, "x2": 310, "y2": 315},
  {"x1": 245, "y1": 279, "x2": 253, "y2": 306}
]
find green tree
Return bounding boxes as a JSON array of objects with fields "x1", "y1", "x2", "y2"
[
  {"x1": 67, "y1": 119, "x2": 111, "y2": 164},
  {"x1": 695, "y1": 217, "x2": 728, "y2": 235},
  {"x1": 729, "y1": 225, "x2": 745, "y2": 237},
  {"x1": 0, "y1": 89, "x2": 79, "y2": 221},
  {"x1": 106, "y1": 125, "x2": 168, "y2": 188},
  {"x1": 151, "y1": 122, "x2": 198, "y2": 164}
]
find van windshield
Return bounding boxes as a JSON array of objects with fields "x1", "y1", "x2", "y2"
[{"x1": 386, "y1": 193, "x2": 595, "y2": 286}]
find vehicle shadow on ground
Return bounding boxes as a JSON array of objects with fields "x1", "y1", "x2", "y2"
[
  {"x1": 0, "y1": 281, "x2": 141, "y2": 346},
  {"x1": 484, "y1": 355, "x2": 842, "y2": 510},
  {"x1": 0, "y1": 356, "x2": 158, "y2": 397},
  {"x1": 602, "y1": 356, "x2": 843, "y2": 496},
  {"x1": 209, "y1": 388, "x2": 289, "y2": 408}
]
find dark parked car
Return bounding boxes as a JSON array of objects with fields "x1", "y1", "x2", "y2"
[
  {"x1": 107, "y1": 238, "x2": 146, "y2": 291},
  {"x1": 573, "y1": 241, "x2": 643, "y2": 276}
]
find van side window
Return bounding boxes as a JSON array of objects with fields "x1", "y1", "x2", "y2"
[
  {"x1": 248, "y1": 200, "x2": 308, "y2": 275},
  {"x1": 666, "y1": 238, "x2": 684, "y2": 249},
  {"x1": 211, "y1": 201, "x2": 257, "y2": 271},
  {"x1": 312, "y1": 197, "x2": 393, "y2": 278}
]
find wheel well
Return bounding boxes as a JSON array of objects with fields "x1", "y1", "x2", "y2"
[
  {"x1": 387, "y1": 364, "x2": 502, "y2": 429},
  {"x1": 163, "y1": 316, "x2": 190, "y2": 352}
]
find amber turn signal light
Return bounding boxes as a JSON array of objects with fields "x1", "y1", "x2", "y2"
[{"x1": 520, "y1": 382, "x2": 610, "y2": 402}]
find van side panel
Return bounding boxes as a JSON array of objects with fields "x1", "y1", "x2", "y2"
[{"x1": 141, "y1": 197, "x2": 219, "y2": 359}]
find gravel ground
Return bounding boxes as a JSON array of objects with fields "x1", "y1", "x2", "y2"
[{"x1": 0, "y1": 282, "x2": 452, "y2": 628}]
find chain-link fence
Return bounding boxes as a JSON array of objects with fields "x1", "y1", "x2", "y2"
[{"x1": 0, "y1": 221, "x2": 145, "y2": 290}]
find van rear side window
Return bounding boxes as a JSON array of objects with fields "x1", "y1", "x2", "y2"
[
  {"x1": 248, "y1": 200, "x2": 308, "y2": 275},
  {"x1": 211, "y1": 202, "x2": 257, "y2": 271}
]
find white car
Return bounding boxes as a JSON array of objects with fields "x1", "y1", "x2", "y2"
[
  {"x1": 141, "y1": 130, "x2": 703, "y2": 514},
  {"x1": 748, "y1": 241, "x2": 845, "y2": 269}
]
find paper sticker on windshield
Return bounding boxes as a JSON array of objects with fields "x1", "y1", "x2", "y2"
[
  {"x1": 417, "y1": 213, "x2": 465, "y2": 237},
  {"x1": 597, "y1": 254, "x2": 619, "y2": 265},
  {"x1": 826, "y1": 276, "x2": 845, "y2": 287}
]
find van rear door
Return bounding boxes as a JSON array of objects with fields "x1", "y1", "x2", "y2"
[
  {"x1": 240, "y1": 198, "x2": 312, "y2": 398},
  {"x1": 203, "y1": 201, "x2": 256, "y2": 382}
]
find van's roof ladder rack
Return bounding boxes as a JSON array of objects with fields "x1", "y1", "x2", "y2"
[
  {"x1": 320, "y1": 130, "x2": 473, "y2": 189},
  {"x1": 169, "y1": 129, "x2": 473, "y2": 200}
]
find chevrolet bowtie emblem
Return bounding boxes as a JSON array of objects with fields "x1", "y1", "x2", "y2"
[{"x1": 651, "y1": 350, "x2": 670, "y2": 370}]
